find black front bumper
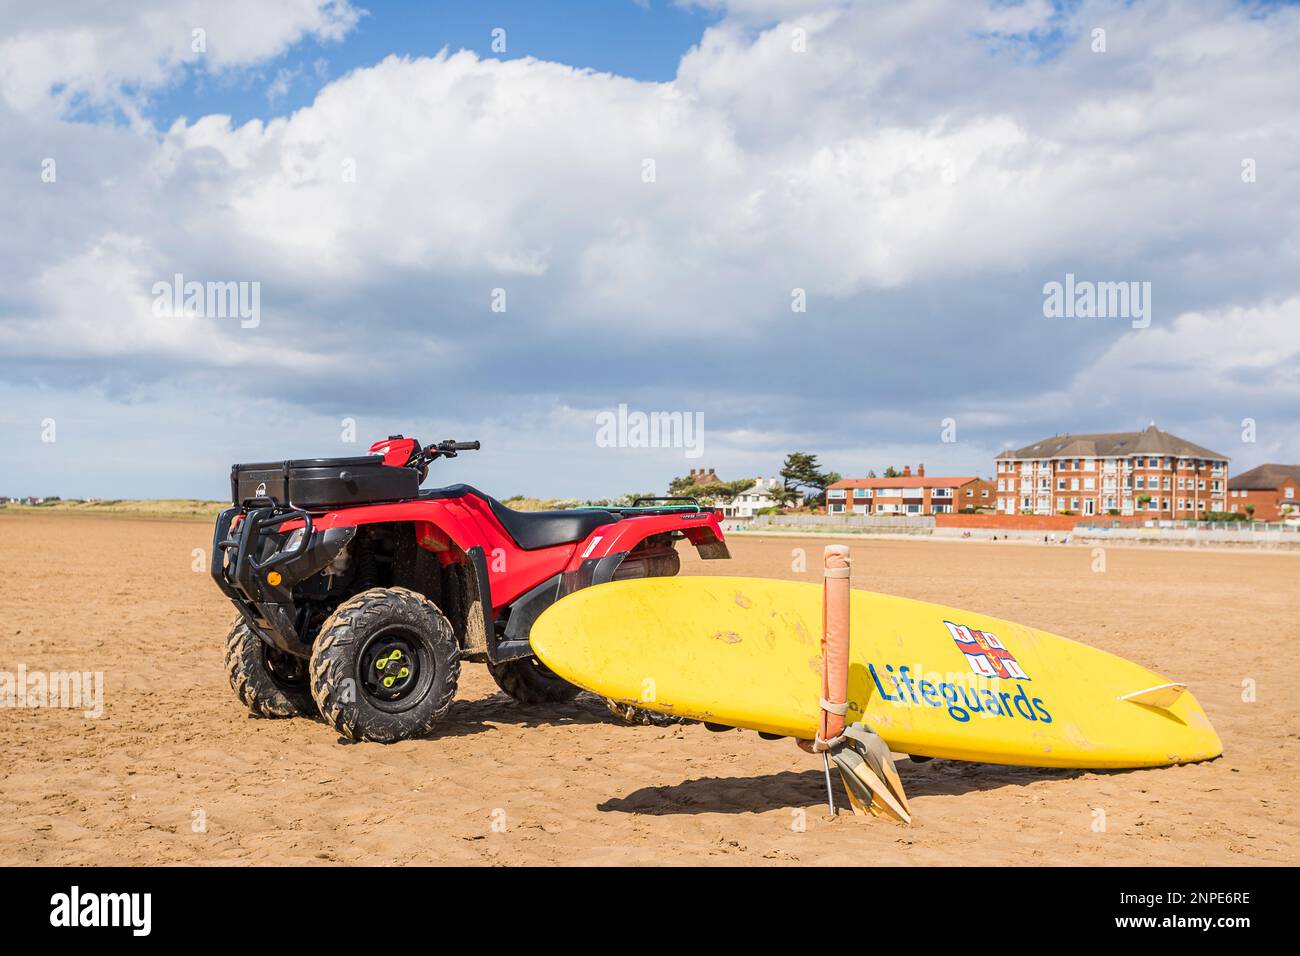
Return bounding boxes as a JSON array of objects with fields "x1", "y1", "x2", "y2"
[{"x1": 211, "y1": 506, "x2": 356, "y2": 657}]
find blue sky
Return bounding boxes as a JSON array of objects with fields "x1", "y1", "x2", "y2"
[
  {"x1": 146, "y1": 1, "x2": 722, "y2": 129},
  {"x1": 1, "y1": 0, "x2": 1298, "y2": 500}
]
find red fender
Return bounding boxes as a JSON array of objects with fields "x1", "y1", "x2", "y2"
[{"x1": 301, "y1": 497, "x2": 726, "y2": 611}]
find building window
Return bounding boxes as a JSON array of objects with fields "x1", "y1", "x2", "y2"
[{"x1": 830, "y1": 503, "x2": 844, "y2": 514}]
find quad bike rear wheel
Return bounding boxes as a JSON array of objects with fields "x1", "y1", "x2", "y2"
[
  {"x1": 488, "y1": 656, "x2": 583, "y2": 704},
  {"x1": 309, "y1": 587, "x2": 460, "y2": 743},
  {"x1": 602, "y1": 543, "x2": 690, "y2": 727},
  {"x1": 604, "y1": 699, "x2": 689, "y2": 727},
  {"x1": 224, "y1": 615, "x2": 316, "y2": 718}
]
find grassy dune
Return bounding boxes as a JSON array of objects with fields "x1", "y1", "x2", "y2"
[{"x1": 0, "y1": 499, "x2": 227, "y2": 520}]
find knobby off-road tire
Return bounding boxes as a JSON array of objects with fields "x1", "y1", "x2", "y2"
[
  {"x1": 224, "y1": 615, "x2": 316, "y2": 718},
  {"x1": 602, "y1": 547, "x2": 689, "y2": 727},
  {"x1": 310, "y1": 587, "x2": 460, "y2": 743},
  {"x1": 487, "y1": 656, "x2": 583, "y2": 704}
]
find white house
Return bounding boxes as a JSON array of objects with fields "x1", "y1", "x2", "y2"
[{"x1": 718, "y1": 477, "x2": 801, "y2": 518}]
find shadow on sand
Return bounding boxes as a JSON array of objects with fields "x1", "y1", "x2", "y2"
[{"x1": 597, "y1": 760, "x2": 1107, "y2": 815}]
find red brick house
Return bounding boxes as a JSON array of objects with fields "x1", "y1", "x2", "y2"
[
  {"x1": 994, "y1": 424, "x2": 1228, "y2": 518},
  {"x1": 827, "y1": 465, "x2": 994, "y2": 516},
  {"x1": 1227, "y1": 464, "x2": 1300, "y2": 520}
]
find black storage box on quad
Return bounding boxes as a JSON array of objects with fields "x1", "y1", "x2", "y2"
[{"x1": 230, "y1": 456, "x2": 420, "y2": 509}]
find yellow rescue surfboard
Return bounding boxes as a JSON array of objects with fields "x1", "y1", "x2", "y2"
[{"x1": 531, "y1": 576, "x2": 1222, "y2": 769}]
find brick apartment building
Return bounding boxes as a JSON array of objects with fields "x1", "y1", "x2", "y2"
[
  {"x1": 994, "y1": 424, "x2": 1228, "y2": 518},
  {"x1": 1226, "y1": 463, "x2": 1300, "y2": 520},
  {"x1": 828, "y1": 465, "x2": 994, "y2": 516}
]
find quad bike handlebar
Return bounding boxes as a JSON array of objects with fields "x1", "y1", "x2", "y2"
[
  {"x1": 403, "y1": 438, "x2": 480, "y2": 481},
  {"x1": 432, "y1": 439, "x2": 481, "y2": 456}
]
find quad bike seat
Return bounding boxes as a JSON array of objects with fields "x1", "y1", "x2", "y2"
[{"x1": 422, "y1": 484, "x2": 622, "y2": 551}]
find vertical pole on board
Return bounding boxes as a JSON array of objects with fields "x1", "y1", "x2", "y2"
[{"x1": 819, "y1": 544, "x2": 852, "y2": 815}]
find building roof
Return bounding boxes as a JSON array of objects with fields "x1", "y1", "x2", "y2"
[
  {"x1": 1227, "y1": 463, "x2": 1300, "y2": 490},
  {"x1": 994, "y1": 424, "x2": 1228, "y2": 461},
  {"x1": 829, "y1": 476, "x2": 983, "y2": 490},
  {"x1": 686, "y1": 468, "x2": 720, "y2": 485}
]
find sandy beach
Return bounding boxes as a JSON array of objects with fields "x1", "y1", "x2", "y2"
[{"x1": 1, "y1": 512, "x2": 1296, "y2": 865}]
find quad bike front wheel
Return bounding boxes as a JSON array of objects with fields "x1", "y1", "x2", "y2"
[
  {"x1": 309, "y1": 587, "x2": 460, "y2": 743},
  {"x1": 224, "y1": 615, "x2": 316, "y2": 718},
  {"x1": 488, "y1": 656, "x2": 583, "y2": 704}
]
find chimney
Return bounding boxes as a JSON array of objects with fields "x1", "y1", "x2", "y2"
[
  {"x1": 918, "y1": 463, "x2": 925, "y2": 477},
  {"x1": 689, "y1": 468, "x2": 697, "y2": 476},
  {"x1": 903, "y1": 465, "x2": 912, "y2": 477}
]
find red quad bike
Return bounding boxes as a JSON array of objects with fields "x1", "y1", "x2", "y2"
[{"x1": 211, "y1": 436, "x2": 730, "y2": 742}]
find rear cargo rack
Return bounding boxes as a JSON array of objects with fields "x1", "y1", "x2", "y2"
[{"x1": 628, "y1": 496, "x2": 703, "y2": 510}]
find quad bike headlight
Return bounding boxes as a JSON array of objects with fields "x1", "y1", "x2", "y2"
[{"x1": 284, "y1": 527, "x2": 307, "y2": 553}]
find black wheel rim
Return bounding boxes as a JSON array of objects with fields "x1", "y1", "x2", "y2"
[
  {"x1": 262, "y1": 646, "x2": 308, "y2": 690},
  {"x1": 357, "y1": 625, "x2": 434, "y2": 713}
]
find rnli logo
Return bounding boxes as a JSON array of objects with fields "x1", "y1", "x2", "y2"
[
  {"x1": 943, "y1": 620, "x2": 1030, "y2": 681},
  {"x1": 254, "y1": 482, "x2": 267, "y2": 497}
]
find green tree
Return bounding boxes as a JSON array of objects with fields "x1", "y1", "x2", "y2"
[
  {"x1": 768, "y1": 483, "x2": 803, "y2": 508},
  {"x1": 883, "y1": 466, "x2": 900, "y2": 478},
  {"x1": 779, "y1": 452, "x2": 839, "y2": 507},
  {"x1": 693, "y1": 479, "x2": 756, "y2": 506},
  {"x1": 667, "y1": 474, "x2": 700, "y2": 498}
]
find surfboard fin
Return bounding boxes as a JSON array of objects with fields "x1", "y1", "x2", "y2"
[
  {"x1": 1120, "y1": 682, "x2": 1187, "y2": 710},
  {"x1": 830, "y1": 724, "x2": 911, "y2": 825}
]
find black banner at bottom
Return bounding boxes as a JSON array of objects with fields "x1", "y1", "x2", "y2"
[{"x1": 0, "y1": 865, "x2": 1277, "y2": 941}]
